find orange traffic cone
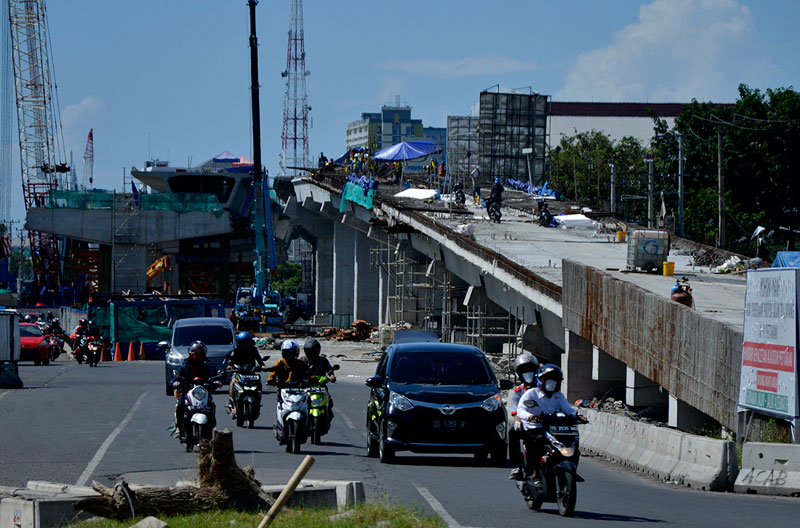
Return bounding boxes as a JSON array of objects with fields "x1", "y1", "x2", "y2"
[
  {"x1": 127, "y1": 342, "x2": 136, "y2": 361},
  {"x1": 139, "y1": 341, "x2": 146, "y2": 360},
  {"x1": 113, "y1": 342, "x2": 123, "y2": 362},
  {"x1": 100, "y1": 343, "x2": 110, "y2": 362}
]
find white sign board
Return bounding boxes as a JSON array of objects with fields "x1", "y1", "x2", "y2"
[{"x1": 739, "y1": 268, "x2": 800, "y2": 419}]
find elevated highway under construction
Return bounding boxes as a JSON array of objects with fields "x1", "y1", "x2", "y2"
[
  {"x1": 284, "y1": 170, "x2": 748, "y2": 437},
  {"x1": 25, "y1": 166, "x2": 750, "y2": 438}
]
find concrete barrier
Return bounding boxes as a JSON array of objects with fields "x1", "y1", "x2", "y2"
[
  {"x1": 579, "y1": 408, "x2": 736, "y2": 491},
  {"x1": 735, "y1": 443, "x2": 800, "y2": 496},
  {"x1": 0, "y1": 483, "x2": 96, "y2": 528}
]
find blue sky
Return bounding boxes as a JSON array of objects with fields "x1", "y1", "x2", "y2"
[{"x1": 4, "y1": 0, "x2": 799, "y2": 223}]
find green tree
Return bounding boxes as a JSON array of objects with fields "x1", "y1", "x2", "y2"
[{"x1": 271, "y1": 262, "x2": 302, "y2": 297}]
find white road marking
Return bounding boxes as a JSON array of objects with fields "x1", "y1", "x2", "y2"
[
  {"x1": 0, "y1": 391, "x2": 8, "y2": 401},
  {"x1": 75, "y1": 391, "x2": 148, "y2": 486},
  {"x1": 338, "y1": 409, "x2": 357, "y2": 430},
  {"x1": 415, "y1": 485, "x2": 483, "y2": 528}
]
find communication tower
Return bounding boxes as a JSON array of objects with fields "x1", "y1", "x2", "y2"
[{"x1": 278, "y1": 0, "x2": 311, "y2": 178}]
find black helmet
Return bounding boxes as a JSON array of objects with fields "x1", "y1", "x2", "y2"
[
  {"x1": 79, "y1": 318, "x2": 88, "y2": 327},
  {"x1": 236, "y1": 331, "x2": 254, "y2": 348},
  {"x1": 513, "y1": 353, "x2": 539, "y2": 384},
  {"x1": 23, "y1": 314, "x2": 32, "y2": 322},
  {"x1": 303, "y1": 338, "x2": 321, "y2": 361},
  {"x1": 188, "y1": 341, "x2": 207, "y2": 364},
  {"x1": 537, "y1": 363, "x2": 564, "y2": 393},
  {"x1": 281, "y1": 339, "x2": 300, "y2": 361}
]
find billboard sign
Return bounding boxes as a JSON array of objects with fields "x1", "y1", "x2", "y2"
[{"x1": 739, "y1": 268, "x2": 800, "y2": 418}]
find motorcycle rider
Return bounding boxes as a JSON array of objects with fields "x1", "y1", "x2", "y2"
[
  {"x1": 516, "y1": 364, "x2": 578, "y2": 485},
  {"x1": 303, "y1": 338, "x2": 336, "y2": 423},
  {"x1": 486, "y1": 177, "x2": 503, "y2": 222},
  {"x1": 171, "y1": 341, "x2": 216, "y2": 440},
  {"x1": 227, "y1": 331, "x2": 266, "y2": 418},
  {"x1": 71, "y1": 318, "x2": 90, "y2": 350},
  {"x1": 508, "y1": 353, "x2": 540, "y2": 480},
  {"x1": 267, "y1": 339, "x2": 310, "y2": 389}
]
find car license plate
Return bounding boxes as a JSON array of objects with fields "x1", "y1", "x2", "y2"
[{"x1": 432, "y1": 419, "x2": 466, "y2": 430}]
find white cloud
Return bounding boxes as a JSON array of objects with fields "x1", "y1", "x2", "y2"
[
  {"x1": 61, "y1": 95, "x2": 104, "y2": 127},
  {"x1": 557, "y1": 0, "x2": 759, "y2": 102},
  {"x1": 381, "y1": 53, "x2": 537, "y2": 79}
]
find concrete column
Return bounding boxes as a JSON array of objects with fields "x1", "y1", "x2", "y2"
[
  {"x1": 668, "y1": 393, "x2": 717, "y2": 433},
  {"x1": 314, "y1": 226, "x2": 333, "y2": 314},
  {"x1": 625, "y1": 366, "x2": 667, "y2": 407},
  {"x1": 332, "y1": 222, "x2": 355, "y2": 322},
  {"x1": 592, "y1": 345, "x2": 626, "y2": 381},
  {"x1": 354, "y1": 231, "x2": 379, "y2": 324},
  {"x1": 563, "y1": 330, "x2": 620, "y2": 403}
]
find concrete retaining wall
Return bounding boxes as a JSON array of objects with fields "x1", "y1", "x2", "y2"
[
  {"x1": 579, "y1": 409, "x2": 738, "y2": 491},
  {"x1": 734, "y1": 443, "x2": 800, "y2": 496}
]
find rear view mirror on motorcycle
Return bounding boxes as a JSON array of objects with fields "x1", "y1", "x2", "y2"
[{"x1": 332, "y1": 364, "x2": 340, "y2": 371}]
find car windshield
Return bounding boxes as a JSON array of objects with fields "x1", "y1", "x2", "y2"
[
  {"x1": 389, "y1": 351, "x2": 493, "y2": 385},
  {"x1": 173, "y1": 325, "x2": 233, "y2": 347},
  {"x1": 20, "y1": 325, "x2": 42, "y2": 338}
]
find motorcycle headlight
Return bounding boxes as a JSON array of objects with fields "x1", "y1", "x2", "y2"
[
  {"x1": 166, "y1": 352, "x2": 184, "y2": 366},
  {"x1": 481, "y1": 393, "x2": 502, "y2": 412},
  {"x1": 389, "y1": 391, "x2": 414, "y2": 412},
  {"x1": 559, "y1": 446, "x2": 576, "y2": 458}
]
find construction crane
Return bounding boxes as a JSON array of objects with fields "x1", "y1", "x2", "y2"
[
  {"x1": 231, "y1": 1, "x2": 281, "y2": 333},
  {"x1": 7, "y1": 0, "x2": 69, "y2": 299}
]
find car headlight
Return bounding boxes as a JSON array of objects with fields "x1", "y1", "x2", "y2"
[
  {"x1": 481, "y1": 393, "x2": 502, "y2": 412},
  {"x1": 166, "y1": 352, "x2": 185, "y2": 366},
  {"x1": 389, "y1": 391, "x2": 414, "y2": 412}
]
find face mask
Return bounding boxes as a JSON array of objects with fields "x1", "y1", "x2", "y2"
[
  {"x1": 544, "y1": 379, "x2": 558, "y2": 392},
  {"x1": 521, "y1": 372, "x2": 535, "y2": 384}
]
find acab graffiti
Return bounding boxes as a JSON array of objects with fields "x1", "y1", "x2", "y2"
[{"x1": 739, "y1": 467, "x2": 789, "y2": 486}]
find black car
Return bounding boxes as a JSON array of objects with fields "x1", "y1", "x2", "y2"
[{"x1": 365, "y1": 342, "x2": 513, "y2": 464}]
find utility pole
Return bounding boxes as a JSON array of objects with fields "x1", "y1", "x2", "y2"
[
  {"x1": 647, "y1": 156, "x2": 654, "y2": 228},
  {"x1": 677, "y1": 135, "x2": 685, "y2": 237},
  {"x1": 717, "y1": 125, "x2": 725, "y2": 249},
  {"x1": 609, "y1": 161, "x2": 616, "y2": 215}
]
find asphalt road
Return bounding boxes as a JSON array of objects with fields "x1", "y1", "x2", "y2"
[{"x1": 1, "y1": 354, "x2": 799, "y2": 527}]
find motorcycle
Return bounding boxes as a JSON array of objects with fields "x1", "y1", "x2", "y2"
[
  {"x1": 453, "y1": 182, "x2": 466, "y2": 205},
  {"x1": 517, "y1": 412, "x2": 586, "y2": 517},
  {"x1": 71, "y1": 335, "x2": 100, "y2": 366},
  {"x1": 45, "y1": 333, "x2": 64, "y2": 361},
  {"x1": 486, "y1": 197, "x2": 502, "y2": 223},
  {"x1": 227, "y1": 362, "x2": 266, "y2": 429},
  {"x1": 273, "y1": 379, "x2": 311, "y2": 454},
  {"x1": 173, "y1": 370, "x2": 224, "y2": 452},
  {"x1": 307, "y1": 365, "x2": 340, "y2": 445}
]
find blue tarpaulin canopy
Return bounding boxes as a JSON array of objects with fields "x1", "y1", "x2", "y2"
[
  {"x1": 373, "y1": 140, "x2": 440, "y2": 161},
  {"x1": 213, "y1": 150, "x2": 240, "y2": 163},
  {"x1": 772, "y1": 251, "x2": 800, "y2": 267}
]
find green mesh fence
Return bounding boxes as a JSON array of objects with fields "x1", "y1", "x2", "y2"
[
  {"x1": 110, "y1": 303, "x2": 172, "y2": 346},
  {"x1": 48, "y1": 190, "x2": 114, "y2": 209},
  {"x1": 47, "y1": 191, "x2": 223, "y2": 215}
]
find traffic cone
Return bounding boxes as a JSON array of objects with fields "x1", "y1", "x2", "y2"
[
  {"x1": 139, "y1": 341, "x2": 146, "y2": 360},
  {"x1": 113, "y1": 342, "x2": 123, "y2": 362},
  {"x1": 127, "y1": 342, "x2": 136, "y2": 361},
  {"x1": 100, "y1": 343, "x2": 110, "y2": 362}
]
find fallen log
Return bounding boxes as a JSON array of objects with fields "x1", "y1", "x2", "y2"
[{"x1": 74, "y1": 428, "x2": 274, "y2": 520}]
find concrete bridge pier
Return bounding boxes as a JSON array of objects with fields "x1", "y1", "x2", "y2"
[
  {"x1": 563, "y1": 330, "x2": 619, "y2": 403},
  {"x1": 314, "y1": 225, "x2": 334, "y2": 314},
  {"x1": 333, "y1": 223, "x2": 355, "y2": 323},
  {"x1": 354, "y1": 231, "x2": 380, "y2": 324},
  {"x1": 626, "y1": 367, "x2": 667, "y2": 408}
]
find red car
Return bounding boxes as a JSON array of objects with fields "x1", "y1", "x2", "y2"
[{"x1": 20, "y1": 323, "x2": 50, "y2": 366}]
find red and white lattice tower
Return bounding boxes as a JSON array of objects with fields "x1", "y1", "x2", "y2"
[
  {"x1": 8, "y1": 0, "x2": 69, "y2": 292},
  {"x1": 279, "y1": 0, "x2": 311, "y2": 178}
]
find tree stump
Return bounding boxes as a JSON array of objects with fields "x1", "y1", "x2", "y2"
[{"x1": 74, "y1": 428, "x2": 274, "y2": 520}]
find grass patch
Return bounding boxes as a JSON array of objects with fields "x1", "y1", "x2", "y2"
[{"x1": 68, "y1": 503, "x2": 446, "y2": 528}]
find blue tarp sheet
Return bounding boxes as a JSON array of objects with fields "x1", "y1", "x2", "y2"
[
  {"x1": 373, "y1": 140, "x2": 440, "y2": 161},
  {"x1": 772, "y1": 251, "x2": 800, "y2": 268}
]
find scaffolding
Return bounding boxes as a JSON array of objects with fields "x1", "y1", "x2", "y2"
[
  {"x1": 478, "y1": 89, "x2": 549, "y2": 187},
  {"x1": 446, "y1": 115, "x2": 479, "y2": 187}
]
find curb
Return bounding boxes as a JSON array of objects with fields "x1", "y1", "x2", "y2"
[{"x1": 734, "y1": 442, "x2": 800, "y2": 496}]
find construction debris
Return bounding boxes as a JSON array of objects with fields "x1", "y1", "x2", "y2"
[
  {"x1": 691, "y1": 248, "x2": 727, "y2": 267},
  {"x1": 332, "y1": 320, "x2": 374, "y2": 341}
]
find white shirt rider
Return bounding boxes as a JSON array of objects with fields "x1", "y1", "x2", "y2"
[{"x1": 516, "y1": 383, "x2": 576, "y2": 431}]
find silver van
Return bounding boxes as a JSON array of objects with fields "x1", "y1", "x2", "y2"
[{"x1": 162, "y1": 317, "x2": 236, "y2": 395}]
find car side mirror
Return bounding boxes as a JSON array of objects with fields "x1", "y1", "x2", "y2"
[
  {"x1": 365, "y1": 376, "x2": 384, "y2": 389},
  {"x1": 498, "y1": 378, "x2": 514, "y2": 391},
  {"x1": 332, "y1": 364, "x2": 341, "y2": 371},
  {"x1": 158, "y1": 341, "x2": 169, "y2": 349}
]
